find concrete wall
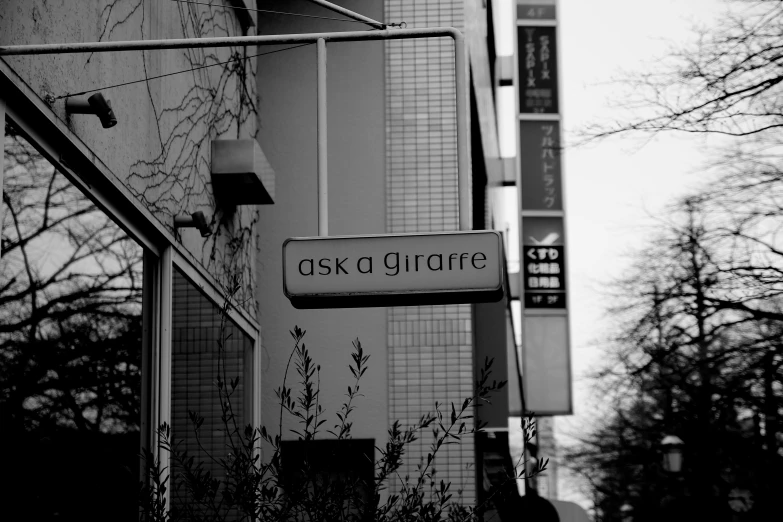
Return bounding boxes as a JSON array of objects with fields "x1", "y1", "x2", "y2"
[
  {"x1": 0, "y1": 0, "x2": 259, "y2": 309},
  {"x1": 256, "y1": 1, "x2": 388, "y2": 442}
]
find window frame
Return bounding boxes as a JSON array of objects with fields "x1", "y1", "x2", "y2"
[{"x1": 0, "y1": 59, "x2": 261, "y2": 509}]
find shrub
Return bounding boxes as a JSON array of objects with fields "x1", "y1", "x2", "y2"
[{"x1": 140, "y1": 325, "x2": 538, "y2": 521}]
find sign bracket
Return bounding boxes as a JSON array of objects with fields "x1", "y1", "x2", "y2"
[
  {"x1": 317, "y1": 37, "x2": 328, "y2": 236},
  {"x1": 0, "y1": 27, "x2": 471, "y2": 234}
]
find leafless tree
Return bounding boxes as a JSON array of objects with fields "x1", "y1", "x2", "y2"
[
  {"x1": 566, "y1": 196, "x2": 783, "y2": 521},
  {"x1": 1, "y1": 121, "x2": 143, "y2": 433},
  {"x1": 585, "y1": 0, "x2": 783, "y2": 140}
]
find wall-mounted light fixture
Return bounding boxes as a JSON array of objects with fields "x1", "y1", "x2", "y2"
[
  {"x1": 65, "y1": 92, "x2": 117, "y2": 128},
  {"x1": 211, "y1": 139, "x2": 276, "y2": 205},
  {"x1": 174, "y1": 211, "x2": 212, "y2": 237}
]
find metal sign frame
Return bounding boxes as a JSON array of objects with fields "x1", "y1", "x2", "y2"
[{"x1": 0, "y1": 27, "x2": 471, "y2": 233}]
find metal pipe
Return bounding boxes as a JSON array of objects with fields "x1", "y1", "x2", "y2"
[
  {"x1": 0, "y1": 27, "x2": 470, "y2": 231},
  {"x1": 454, "y1": 33, "x2": 470, "y2": 231},
  {"x1": 157, "y1": 245, "x2": 173, "y2": 505},
  {"x1": 303, "y1": 0, "x2": 386, "y2": 30},
  {"x1": 0, "y1": 28, "x2": 460, "y2": 55},
  {"x1": 317, "y1": 38, "x2": 328, "y2": 237}
]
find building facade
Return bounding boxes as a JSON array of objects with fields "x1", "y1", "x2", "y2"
[
  {"x1": 0, "y1": 0, "x2": 529, "y2": 519},
  {"x1": 257, "y1": 0, "x2": 519, "y2": 511},
  {"x1": 0, "y1": 1, "x2": 263, "y2": 519}
]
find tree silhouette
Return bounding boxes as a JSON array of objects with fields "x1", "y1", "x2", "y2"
[
  {"x1": 585, "y1": 1, "x2": 783, "y2": 139},
  {"x1": 0, "y1": 120, "x2": 143, "y2": 519},
  {"x1": 565, "y1": 197, "x2": 782, "y2": 521},
  {"x1": 569, "y1": 4, "x2": 783, "y2": 517}
]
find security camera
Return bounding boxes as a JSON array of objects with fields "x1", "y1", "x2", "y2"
[
  {"x1": 174, "y1": 211, "x2": 212, "y2": 237},
  {"x1": 65, "y1": 92, "x2": 117, "y2": 128}
]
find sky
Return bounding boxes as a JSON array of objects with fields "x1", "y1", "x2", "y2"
[{"x1": 542, "y1": 0, "x2": 729, "y2": 507}]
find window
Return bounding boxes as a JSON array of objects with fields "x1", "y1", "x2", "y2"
[
  {"x1": 0, "y1": 77, "x2": 260, "y2": 520},
  {"x1": 0, "y1": 119, "x2": 145, "y2": 520},
  {"x1": 169, "y1": 266, "x2": 253, "y2": 514}
]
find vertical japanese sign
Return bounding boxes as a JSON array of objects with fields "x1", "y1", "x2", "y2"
[
  {"x1": 518, "y1": 26, "x2": 558, "y2": 114},
  {"x1": 523, "y1": 246, "x2": 565, "y2": 307},
  {"x1": 519, "y1": 121, "x2": 562, "y2": 211},
  {"x1": 516, "y1": 4, "x2": 556, "y2": 20},
  {"x1": 522, "y1": 216, "x2": 565, "y2": 309},
  {"x1": 516, "y1": 0, "x2": 572, "y2": 415}
]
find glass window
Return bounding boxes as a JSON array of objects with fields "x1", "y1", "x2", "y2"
[
  {"x1": 170, "y1": 266, "x2": 253, "y2": 513},
  {"x1": 0, "y1": 119, "x2": 144, "y2": 519}
]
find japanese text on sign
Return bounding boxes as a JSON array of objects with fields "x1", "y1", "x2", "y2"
[
  {"x1": 523, "y1": 245, "x2": 565, "y2": 309},
  {"x1": 518, "y1": 26, "x2": 559, "y2": 114},
  {"x1": 520, "y1": 121, "x2": 562, "y2": 210},
  {"x1": 517, "y1": 4, "x2": 556, "y2": 20}
]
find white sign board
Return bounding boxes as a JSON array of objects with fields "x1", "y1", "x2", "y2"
[
  {"x1": 523, "y1": 314, "x2": 572, "y2": 415},
  {"x1": 283, "y1": 231, "x2": 505, "y2": 308}
]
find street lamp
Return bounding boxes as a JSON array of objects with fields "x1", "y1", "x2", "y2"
[
  {"x1": 620, "y1": 502, "x2": 633, "y2": 522},
  {"x1": 661, "y1": 435, "x2": 684, "y2": 473}
]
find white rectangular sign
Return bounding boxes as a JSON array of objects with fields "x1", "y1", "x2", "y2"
[{"x1": 283, "y1": 231, "x2": 505, "y2": 308}]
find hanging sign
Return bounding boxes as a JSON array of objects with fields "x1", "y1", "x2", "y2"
[
  {"x1": 283, "y1": 231, "x2": 505, "y2": 309},
  {"x1": 516, "y1": 1, "x2": 572, "y2": 416}
]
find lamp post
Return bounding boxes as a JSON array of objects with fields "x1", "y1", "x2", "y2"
[
  {"x1": 661, "y1": 435, "x2": 684, "y2": 474},
  {"x1": 659, "y1": 435, "x2": 690, "y2": 521}
]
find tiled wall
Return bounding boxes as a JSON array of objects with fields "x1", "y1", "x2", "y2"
[{"x1": 385, "y1": 0, "x2": 476, "y2": 505}]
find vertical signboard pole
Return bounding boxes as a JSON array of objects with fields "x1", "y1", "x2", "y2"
[
  {"x1": 317, "y1": 37, "x2": 328, "y2": 237},
  {"x1": 515, "y1": 0, "x2": 572, "y2": 416},
  {"x1": 455, "y1": 33, "x2": 470, "y2": 232}
]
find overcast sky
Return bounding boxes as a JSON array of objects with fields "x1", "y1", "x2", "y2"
[{"x1": 553, "y1": 0, "x2": 728, "y2": 506}]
